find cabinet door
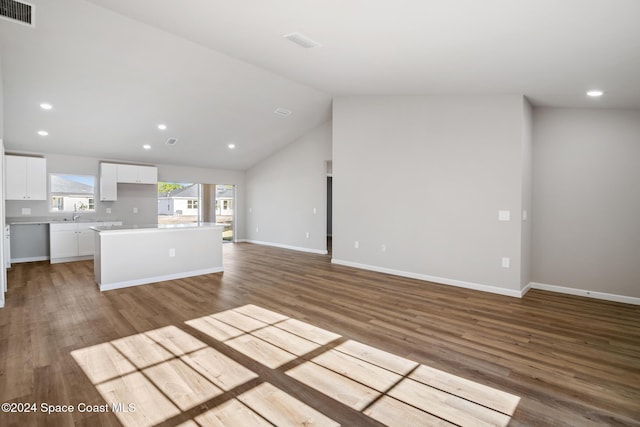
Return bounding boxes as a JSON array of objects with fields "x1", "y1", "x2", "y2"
[
  {"x1": 50, "y1": 229, "x2": 78, "y2": 259},
  {"x1": 26, "y1": 157, "x2": 47, "y2": 200},
  {"x1": 100, "y1": 163, "x2": 118, "y2": 201},
  {"x1": 116, "y1": 164, "x2": 138, "y2": 183},
  {"x1": 137, "y1": 166, "x2": 158, "y2": 184},
  {"x1": 5, "y1": 155, "x2": 28, "y2": 200},
  {"x1": 77, "y1": 228, "x2": 95, "y2": 256}
]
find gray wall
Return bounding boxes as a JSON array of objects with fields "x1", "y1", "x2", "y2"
[
  {"x1": 532, "y1": 108, "x2": 640, "y2": 298},
  {"x1": 245, "y1": 121, "x2": 332, "y2": 253},
  {"x1": 332, "y1": 96, "x2": 531, "y2": 294}
]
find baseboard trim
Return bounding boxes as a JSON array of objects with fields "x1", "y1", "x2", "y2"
[
  {"x1": 530, "y1": 282, "x2": 640, "y2": 306},
  {"x1": 11, "y1": 256, "x2": 50, "y2": 263},
  {"x1": 99, "y1": 267, "x2": 224, "y2": 292},
  {"x1": 331, "y1": 258, "x2": 524, "y2": 298},
  {"x1": 244, "y1": 240, "x2": 328, "y2": 255}
]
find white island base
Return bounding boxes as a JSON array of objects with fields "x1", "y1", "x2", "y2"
[{"x1": 92, "y1": 224, "x2": 223, "y2": 291}]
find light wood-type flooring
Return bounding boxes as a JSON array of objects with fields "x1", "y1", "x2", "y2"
[{"x1": 0, "y1": 243, "x2": 639, "y2": 426}]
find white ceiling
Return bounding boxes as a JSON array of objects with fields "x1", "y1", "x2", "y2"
[{"x1": 1, "y1": 0, "x2": 639, "y2": 170}]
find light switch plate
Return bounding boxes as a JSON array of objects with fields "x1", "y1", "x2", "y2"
[
  {"x1": 22, "y1": 208, "x2": 31, "y2": 215},
  {"x1": 522, "y1": 210, "x2": 528, "y2": 221},
  {"x1": 106, "y1": 208, "x2": 112, "y2": 214},
  {"x1": 498, "y1": 210, "x2": 511, "y2": 221},
  {"x1": 502, "y1": 257, "x2": 510, "y2": 268}
]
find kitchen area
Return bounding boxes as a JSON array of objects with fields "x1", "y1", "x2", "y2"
[{"x1": 3, "y1": 153, "x2": 224, "y2": 299}]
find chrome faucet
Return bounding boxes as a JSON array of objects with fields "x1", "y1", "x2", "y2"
[{"x1": 72, "y1": 213, "x2": 81, "y2": 221}]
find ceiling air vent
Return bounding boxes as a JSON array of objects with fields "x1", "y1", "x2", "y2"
[
  {"x1": 0, "y1": 0, "x2": 34, "y2": 27},
  {"x1": 283, "y1": 32, "x2": 321, "y2": 49},
  {"x1": 166, "y1": 138, "x2": 178, "y2": 146}
]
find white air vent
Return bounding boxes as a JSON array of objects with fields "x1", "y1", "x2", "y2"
[
  {"x1": 283, "y1": 32, "x2": 321, "y2": 49},
  {"x1": 273, "y1": 108, "x2": 292, "y2": 117},
  {"x1": 166, "y1": 138, "x2": 178, "y2": 146},
  {"x1": 0, "y1": 0, "x2": 34, "y2": 27}
]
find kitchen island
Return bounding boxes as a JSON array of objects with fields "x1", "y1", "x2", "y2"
[{"x1": 91, "y1": 223, "x2": 223, "y2": 291}]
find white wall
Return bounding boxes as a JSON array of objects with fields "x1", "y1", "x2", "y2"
[
  {"x1": 1, "y1": 56, "x2": 6, "y2": 306},
  {"x1": 532, "y1": 108, "x2": 640, "y2": 299},
  {"x1": 245, "y1": 121, "x2": 332, "y2": 253},
  {"x1": 332, "y1": 96, "x2": 531, "y2": 295}
]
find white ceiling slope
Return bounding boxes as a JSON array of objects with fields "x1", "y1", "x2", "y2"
[{"x1": 2, "y1": 0, "x2": 640, "y2": 170}]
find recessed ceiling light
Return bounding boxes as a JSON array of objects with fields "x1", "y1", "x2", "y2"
[
  {"x1": 40, "y1": 103, "x2": 53, "y2": 110},
  {"x1": 228, "y1": 143, "x2": 236, "y2": 149},
  {"x1": 586, "y1": 90, "x2": 604, "y2": 97},
  {"x1": 37, "y1": 130, "x2": 48, "y2": 136},
  {"x1": 158, "y1": 124, "x2": 167, "y2": 130},
  {"x1": 143, "y1": 144, "x2": 151, "y2": 150}
]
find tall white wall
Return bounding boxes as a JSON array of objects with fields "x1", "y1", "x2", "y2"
[
  {"x1": 1, "y1": 56, "x2": 5, "y2": 306},
  {"x1": 520, "y1": 99, "x2": 533, "y2": 289},
  {"x1": 532, "y1": 108, "x2": 640, "y2": 299},
  {"x1": 332, "y1": 95, "x2": 531, "y2": 295},
  {"x1": 245, "y1": 121, "x2": 332, "y2": 253}
]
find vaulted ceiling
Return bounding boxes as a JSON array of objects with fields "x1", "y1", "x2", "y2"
[{"x1": 1, "y1": 0, "x2": 639, "y2": 170}]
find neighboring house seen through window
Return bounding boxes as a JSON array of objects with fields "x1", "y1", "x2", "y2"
[{"x1": 49, "y1": 174, "x2": 96, "y2": 212}]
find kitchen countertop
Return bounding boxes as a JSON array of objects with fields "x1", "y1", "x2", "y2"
[
  {"x1": 91, "y1": 223, "x2": 223, "y2": 232},
  {"x1": 6, "y1": 217, "x2": 121, "y2": 225}
]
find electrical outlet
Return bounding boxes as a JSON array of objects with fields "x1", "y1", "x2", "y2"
[
  {"x1": 256, "y1": 227, "x2": 259, "y2": 233},
  {"x1": 354, "y1": 241, "x2": 359, "y2": 249},
  {"x1": 133, "y1": 207, "x2": 138, "y2": 214},
  {"x1": 106, "y1": 208, "x2": 112, "y2": 214},
  {"x1": 522, "y1": 210, "x2": 528, "y2": 221},
  {"x1": 22, "y1": 208, "x2": 31, "y2": 215},
  {"x1": 169, "y1": 248, "x2": 176, "y2": 257},
  {"x1": 501, "y1": 257, "x2": 510, "y2": 268},
  {"x1": 381, "y1": 244, "x2": 387, "y2": 252},
  {"x1": 313, "y1": 207, "x2": 317, "y2": 215},
  {"x1": 305, "y1": 232, "x2": 310, "y2": 238},
  {"x1": 498, "y1": 210, "x2": 511, "y2": 221}
]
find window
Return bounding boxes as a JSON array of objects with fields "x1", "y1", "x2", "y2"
[
  {"x1": 49, "y1": 174, "x2": 96, "y2": 212},
  {"x1": 187, "y1": 199, "x2": 198, "y2": 209}
]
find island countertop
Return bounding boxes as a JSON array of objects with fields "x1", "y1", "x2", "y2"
[{"x1": 90, "y1": 222, "x2": 224, "y2": 233}]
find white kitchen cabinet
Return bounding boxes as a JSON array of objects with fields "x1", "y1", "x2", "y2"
[
  {"x1": 50, "y1": 221, "x2": 122, "y2": 263},
  {"x1": 116, "y1": 164, "x2": 157, "y2": 184},
  {"x1": 5, "y1": 155, "x2": 47, "y2": 200},
  {"x1": 99, "y1": 163, "x2": 117, "y2": 201}
]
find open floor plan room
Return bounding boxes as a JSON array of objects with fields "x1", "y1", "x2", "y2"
[{"x1": 1, "y1": 243, "x2": 638, "y2": 427}]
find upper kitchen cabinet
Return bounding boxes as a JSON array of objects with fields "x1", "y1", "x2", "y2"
[
  {"x1": 116, "y1": 164, "x2": 157, "y2": 184},
  {"x1": 5, "y1": 155, "x2": 47, "y2": 200},
  {"x1": 99, "y1": 163, "x2": 118, "y2": 201}
]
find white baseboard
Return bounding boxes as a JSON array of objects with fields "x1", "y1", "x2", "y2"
[
  {"x1": 530, "y1": 282, "x2": 640, "y2": 306},
  {"x1": 331, "y1": 258, "x2": 525, "y2": 298},
  {"x1": 11, "y1": 256, "x2": 50, "y2": 263},
  {"x1": 244, "y1": 240, "x2": 328, "y2": 255},
  {"x1": 99, "y1": 267, "x2": 224, "y2": 292}
]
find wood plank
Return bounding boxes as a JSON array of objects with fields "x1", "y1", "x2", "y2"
[
  {"x1": 110, "y1": 333, "x2": 174, "y2": 369},
  {"x1": 234, "y1": 304, "x2": 290, "y2": 324},
  {"x1": 275, "y1": 318, "x2": 342, "y2": 345},
  {"x1": 252, "y1": 325, "x2": 320, "y2": 356},
  {"x1": 70, "y1": 342, "x2": 137, "y2": 385},
  {"x1": 388, "y1": 378, "x2": 512, "y2": 427},
  {"x1": 311, "y1": 349, "x2": 402, "y2": 392},
  {"x1": 225, "y1": 334, "x2": 298, "y2": 368},
  {"x1": 144, "y1": 325, "x2": 207, "y2": 356},
  {"x1": 180, "y1": 347, "x2": 258, "y2": 391},
  {"x1": 210, "y1": 310, "x2": 268, "y2": 332},
  {"x1": 286, "y1": 361, "x2": 379, "y2": 410},
  {"x1": 191, "y1": 399, "x2": 272, "y2": 427},
  {"x1": 96, "y1": 371, "x2": 181, "y2": 427},
  {"x1": 185, "y1": 315, "x2": 245, "y2": 342},
  {"x1": 334, "y1": 339, "x2": 419, "y2": 375},
  {"x1": 409, "y1": 364, "x2": 520, "y2": 415},
  {"x1": 142, "y1": 358, "x2": 223, "y2": 410},
  {"x1": 364, "y1": 395, "x2": 457, "y2": 427},
  {"x1": 237, "y1": 382, "x2": 340, "y2": 427}
]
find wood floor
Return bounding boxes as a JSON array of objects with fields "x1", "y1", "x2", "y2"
[{"x1": 0, "y1": 242, "x2": 639, "y2": 426}]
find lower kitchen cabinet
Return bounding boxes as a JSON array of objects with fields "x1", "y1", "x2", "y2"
[{"x1": 50, "y1": 222, "x2": 122, "y2": 263}]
